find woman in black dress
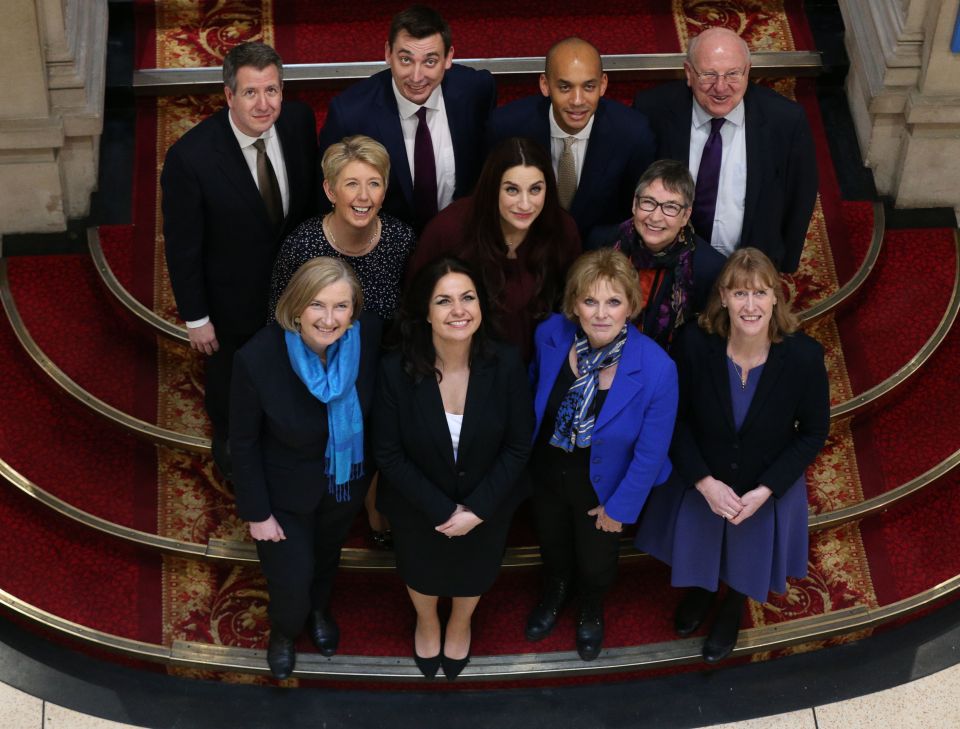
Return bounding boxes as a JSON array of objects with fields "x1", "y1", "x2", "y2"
[
  {"x1": 374, "y1": 257, "x2": 534, "y2": 680},
  {"x1": 230, "y1": 257, "x2": 381, "y2": 679}
]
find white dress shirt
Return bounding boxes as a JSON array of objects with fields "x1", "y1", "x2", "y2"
[
  {"x1": 548, "y1": 106, "x2": 595, "y2": 185},
  {"x1": 688, "y1": 98, "x2": 746, "y2": 257},
  {"x1": 393, "y1": 81, "x2": 456, "y2": 212},
  {"x1": 187, "y1": 113, "x2": 290, "y2": 329}
]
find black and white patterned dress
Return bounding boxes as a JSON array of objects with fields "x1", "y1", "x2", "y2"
[{"x1": 269, "y1": 213, "x2": 416, "y2": 320}]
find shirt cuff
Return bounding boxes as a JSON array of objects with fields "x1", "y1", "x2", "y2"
[{"x1": 185, "y1": 316, "x2": 210, "y2": 328}]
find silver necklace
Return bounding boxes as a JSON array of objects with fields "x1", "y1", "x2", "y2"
[{"x1": 323, "y1": 213, "x2": 380, "y2": 256}]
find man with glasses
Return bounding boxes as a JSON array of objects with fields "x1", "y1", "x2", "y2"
[{"x1": 633, "y1": 27, "x2": 817, "y2": 274}]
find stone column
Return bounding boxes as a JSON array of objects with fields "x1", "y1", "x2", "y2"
[{"x1": 0, "y1": 0, "x2": 106, "y2": 234}]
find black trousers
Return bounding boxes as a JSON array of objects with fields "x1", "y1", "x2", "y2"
[
  {"x1": 255, "y1": 475, "x2": 369, "y2": 638},
  {"x1": 532, "y1": 469, "x2": 621, "y2": 602},
  {"x1": 205, "y1": 327, "x2": 258, "y2": 437}
]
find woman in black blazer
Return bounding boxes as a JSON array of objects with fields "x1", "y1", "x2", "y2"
[
  {"x1": 637, "y1": 248, "x2": 829, "y2": 664},
  {"x1": 230, "y1": 257, "x2": 382, "y2": 680},
  {"x1": 374, "y1": 257, "x2": 534, "y2": 680}
]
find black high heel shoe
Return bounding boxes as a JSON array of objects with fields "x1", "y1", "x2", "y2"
[
  {"x1": 441, "y1": 651, "x2": 471, "y2": 681},
  {"x1": 414, "y1": 649, "x2": 442, "y2": 679}
]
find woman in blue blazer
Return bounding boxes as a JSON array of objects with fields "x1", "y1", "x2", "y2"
[{"x1": 527, "y1": 248, "x2": 678, "y2": 660}]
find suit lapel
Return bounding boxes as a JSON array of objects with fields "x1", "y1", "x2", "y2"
[
  {"x1": 594, "y1": 328, "x2": 643, "y2": 430},
  {"x1": 571, "y1": 101, "x2": 608, "y2": 218},
  {"x1": 413, "y1": 375, "x2": 457, "y2": 470},
  {"x1": 535, "y1": 319, "x2": 572, "y2": 432},
  {"x1": 739, "y1": 339, "x2": 786, "y2": 434},
  {"x1": 376, "y1": 75, "x2": 414, "y2": 207},
  {"x1": 443, "y1": 72, "x2": 469, "y2": 197},
  {"x1": 664, "y1": 85, "x2": 693, "y2": 161},
  {"x1": 456, "y1": 355, "x2": 496, "y2": 466},
  {"x1": 274, "y1": 104, "x2": 303, "y2": 237},
  {"x1": 213, "y1": 111, "x2": 271, "y2": 225},
  {"x1": 742, "y1": 84, "x2": 764, "y2": 245},
  {"x1": 707, "y1": 335, "x2": 737, "y2": 435}
]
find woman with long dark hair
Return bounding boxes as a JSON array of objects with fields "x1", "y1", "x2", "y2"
[{"x1": 408, "y1": 137, "x2": 581, "y2": 361}]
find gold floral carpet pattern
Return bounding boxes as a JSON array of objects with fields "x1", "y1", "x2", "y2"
[{"x1": 142, "y1": 0, "x2": 876, "y2": 680}]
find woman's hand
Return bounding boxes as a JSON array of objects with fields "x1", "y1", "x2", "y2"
[
  {"x1": 695, "y1": 475, "x2": 745, "y2": 521},
  {"x1": 728, "y1": 485, "x2": 773, "y2": 526},
  {"x1": 436, "y1": 505, "x2": 483, "y2": 537},
  {"x1": 249, "y1": 515, "x2": 286, "y2": 542},
  {"x1": 587, "y1": 505, "x2": 623, "y2": 533}
]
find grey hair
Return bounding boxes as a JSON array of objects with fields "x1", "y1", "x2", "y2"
[{"x1": 686, "y1": 28, "x2": 751, "y2": 65}]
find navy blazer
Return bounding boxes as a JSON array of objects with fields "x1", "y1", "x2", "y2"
[
  {"x1": 229, "y1": 315, "x2": 382, "y2": 522},
  {"x1": 531, "y1": 314, "x2": 678, "y2": 524},
  {"x1": 318, "y1": 65, "x2": 496, "y2": 226},
  {"x1": 374, "y1": 342, "x2": 534, "y2": 527},
  {"x1": 486, "y1": 96, "x2": 655, "y2": 242},
  {"x1": 632, "y1": 81, "x2": 817, "y2": 274},
  {"x1": 161, "y1": 102, "x2": 318, "y2": 335},
  {"x1": 670, "y1": 324, "x2": 830, "y2": 498}
]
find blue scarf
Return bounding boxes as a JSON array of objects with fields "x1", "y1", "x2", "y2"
[
  {"x1": 549, "y1": 325, "x2": 628, "y2": 452},
  {"x1": 285, "y1": 323, "x2": 364, "y2": 501}
]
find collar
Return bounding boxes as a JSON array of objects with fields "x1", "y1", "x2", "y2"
[
  {"x1": 548, "y1": 105, "x2": 595, "y2": 141},
  {"x1": 392, "y1": 79, "x2": 443, "y2": 119},
  {"x1": 227, "y1": 109, "x2": 277, "y2": 148},
  {"x1": 691, "y1": 97, "x2": 745, "y2": 129}
]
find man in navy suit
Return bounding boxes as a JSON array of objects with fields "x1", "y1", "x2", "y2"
[
  {"x1": 161, "y1": 41, "x2": 318, "y2": 475},
  {"x1": 318, "y1": 5, "x2": 496, "y2": 231},
  {"x1": 486, "y1": 37, "x2": 656, "y2": 242},
  {"x1": 632, "y1": 27, "x2": 817, "y2": 273}
]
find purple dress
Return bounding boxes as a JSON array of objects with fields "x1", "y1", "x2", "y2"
[{"x1": 635, "y1": 358, "x2": 809, "y2": 603}]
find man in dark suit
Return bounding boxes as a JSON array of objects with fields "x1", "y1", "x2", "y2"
[
  {"x1": 318, "y1": 5, "x2": 496, "y2": 231},
  {"x1": 486, "y1": 37, "x2": 656, "y2": 242},
  {"x1": 632, "y1": 27, "x2": 817, "y2": 273},
  {"x1": 161, "y1": 41, "x2": 318, "y2": 475}
]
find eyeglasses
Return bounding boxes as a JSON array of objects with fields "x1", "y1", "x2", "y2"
[
  {"x1": 688, "y1": 65, "x2": 747, "y2": 86},
  {"x1": 635, "y1": 196, "x2": 689, "y2": 217}
]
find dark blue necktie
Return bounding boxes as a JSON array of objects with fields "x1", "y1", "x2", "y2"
[{"x1": 691, "y1": 117, "x2": 725, "y2": 244}]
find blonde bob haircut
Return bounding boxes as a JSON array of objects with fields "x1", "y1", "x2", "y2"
[
  {"x1": 698, "y1": 247, "x2": 799, "y2": 342},
  {"x1": 321, "y1": 135, "x2": 391, "y2": 188},
  {"x1": 561, "y1": 248, "x2": 644, "y2": 321},
  {"x1": 274, "y1": 257, "x2": 364, "y2": 332}
]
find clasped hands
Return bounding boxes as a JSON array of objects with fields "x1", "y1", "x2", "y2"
[
  {"x1": 695, "y1": 475, "x2": 772, "y2": 526},
  {"x1": 436, "y1": 504, "x2": 483, "y2": 538}
]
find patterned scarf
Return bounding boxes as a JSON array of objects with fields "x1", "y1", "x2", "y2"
[
  {"x1": 614, "y1": 220, "x2": 696, "y2": 348},
  {"x1": 549, "y1": 325, "x2": 628, "y2": 452},
  {"x1": 285, "y1": 322, "x2": 364, "y2": 502}
]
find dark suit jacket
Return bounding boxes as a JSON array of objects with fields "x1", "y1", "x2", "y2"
[
  {"x1": 486, "y1": 96, "x2": 655, "y2": 241},
  {"x1": 632, "y1": 81, "x2": 817, "y2": 274},
  {"x1": 531, "y1": 315, "x2": 677, "y2": 524},
  {"x1": 669, "y1": 324, "x2": 829, "y2": 499},
  {"x1": 161, "y1": 102, "x2": 318, "y2": 336},
  {"x1": 373, "y1": 342, "x2": 534, "y2": 527},
  {"x1": 229, "y1": 315, "x2": 382, "y2": 522},
  {"x1": 318, "y1": 65, "x2": 496, "y2": 226}
]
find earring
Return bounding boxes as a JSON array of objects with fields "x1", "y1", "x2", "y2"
[{"x1": 294, "y1": 316, "x2": 301, "y2": 331}]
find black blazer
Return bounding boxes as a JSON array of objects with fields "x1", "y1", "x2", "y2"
[
  {"x1": 229, "y1": 315, "x2": 382, "y2": 522},
  {"x1": 317, "y1": 65, "x2": 497, "y2": 226},
  {"x1": 670, "y1": 324, "x2": 829, "y2": 498},
  {"x1": 486, "y1": 96, "x2": 655, "y2": 242},
  {"x1": 373, "y1": 342, "x2": 534, "y2": 527},
  {"x1": 632, "y1": 82, "x2": 818, "y2": 274},
  {"x1": 161, "y1": 102, "x2": 318, "y2": 335}
]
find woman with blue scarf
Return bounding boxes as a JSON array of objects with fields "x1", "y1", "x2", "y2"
[
  {"x1": 527, "y1": 248, "x2": 678, "y2": 661},
  {"x1": 230, "y1": 257, "x2": 381, "y2": 680}
]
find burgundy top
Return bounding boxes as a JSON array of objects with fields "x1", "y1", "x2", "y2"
[{"x1": 409, "y1": 196, "x2": 582, "y2": 362}]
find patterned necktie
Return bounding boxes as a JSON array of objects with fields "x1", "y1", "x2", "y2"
[
  {"x1": 413, "y1": 106, "x2": 438, "y2": 230},
  {"x1": 556, "y1": 136, "x2": 577, "y2": 210},
  {"x1": 691, "y1": 117, "x2": 725, "y2": 244},
  {"x1": 252, "y1": 138, "x2": 283, "y2": 226}
]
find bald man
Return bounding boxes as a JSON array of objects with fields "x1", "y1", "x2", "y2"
[
  {"x1": 487, "y1": 37, "x2": 655, "y2": 242},
  {"x1": 633, "y1": 28, "x2": 817, "y2": 273}
]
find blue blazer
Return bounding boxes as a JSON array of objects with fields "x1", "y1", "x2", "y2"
[
  {"x1": 318, "y1": 65, "x2": 496, "y2": 226},
  {"x1": 487, "y1": 96, "x2": 655, "y2": 242},
  {"x1": 531, "y1": 314, "x2": 678, "y2": 524}
]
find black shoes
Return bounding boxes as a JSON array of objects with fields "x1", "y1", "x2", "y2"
[
  {"x1": 414, "y1": 649, "x2": 442, "y2": 679},
  {"x1": 266, "y1": 630, "x2": 296, "y2": 680},
  {"x1": 575, "y1": 601, "x2": 604, "y2": 662},
  {"x1": 702, "y1": 590, "x2": 746, "y2": 664},
  {"x1": 369, "y1": 528, "x2": 393, "y2": 550},
  {"x1": 674, "y1": 587, "x2": 717, "y2": 637},
  {"x1": 441, "y1": 651, "x2": 470, "y2": 681},
  {"x1": 525, "y1": 579, "x2": 572, "y2": 641},
  {"x1": 211, "y1": 433, "x2": 232, "y2": 482},
  {"x1": 308, "y1": 609, "x2": 339, "y2": 657}
]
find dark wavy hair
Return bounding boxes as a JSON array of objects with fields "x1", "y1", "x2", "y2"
[
  {"x1": 462, "y1": 136, "x2": 569, "y2": 321},
  {"x1": 396, "y1": 257, "x2": 496, "y2": 382}
]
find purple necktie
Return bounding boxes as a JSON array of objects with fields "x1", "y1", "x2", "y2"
[
  {"x1": 413, "y1": 106, "x2": 438, "y2": 230},
  {"x1": 692, "y1": 117, "x2": 725, "y2": 244}
]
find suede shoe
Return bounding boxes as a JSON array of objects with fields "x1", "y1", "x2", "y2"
[
  {"x1": 266, "y1": 630, "x2": 296, "y2": 680},
  {"x1": 525, "y1": 579, "x2": 571, "y2": 641},
  {"x1": 674, "y1": 587, "x2": 716, "y2": 637},
  {"x1": 308, "y1": 609, "x2": 339, "y2": 657},
  {"x1": 575, "y1": 601, "x2": 604, "y2": 661}
]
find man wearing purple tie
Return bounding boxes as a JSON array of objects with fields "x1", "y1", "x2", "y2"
[{"x1": 633, "y1": 27, "x2": 817, "y2": 274}]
